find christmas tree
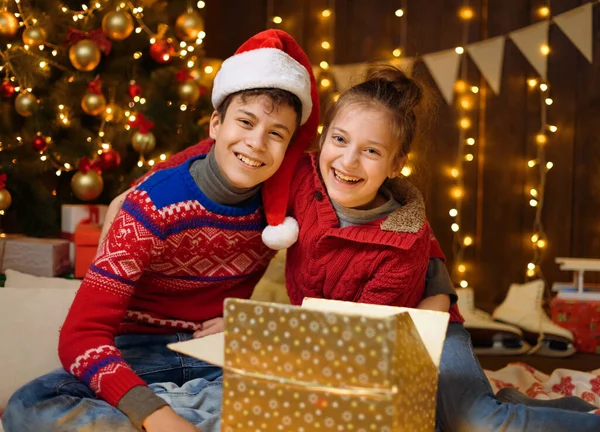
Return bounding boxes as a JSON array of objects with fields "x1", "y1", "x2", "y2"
[{"x1": 0, "y1": 0, "x2": 215, "y2": 236}]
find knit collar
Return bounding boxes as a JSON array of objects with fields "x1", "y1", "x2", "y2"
[
  {"x1": 380, "y1": 177, "x2": 426, "y2": 234},
  {"x1": 309, "y1": 152, "x2": 426, "y2": 235}
]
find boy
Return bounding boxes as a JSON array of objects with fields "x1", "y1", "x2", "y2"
[{"x1": 2, "y1": 29, "x2": 319, "y2": 432}]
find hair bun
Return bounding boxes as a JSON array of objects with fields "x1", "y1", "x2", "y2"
[{"x1": 367, "y1": 65, "x2": 423, "y2": 111}]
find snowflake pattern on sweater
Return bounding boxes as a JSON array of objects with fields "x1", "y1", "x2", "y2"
[{"x1": 58, "y1": 154, "x2": 276, "y2": 406}]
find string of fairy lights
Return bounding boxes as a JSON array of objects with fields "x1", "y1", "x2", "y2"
[
  {"x1": 0, "y1": 0, "x2": 212, "y2": 179},
  {"x1": 525, "y1": 2, "x2": 556, "y2": 280},
  {"x1": 449, "y1": 2, "x2": 565, "y2": 286},
  {"x1": 449, "y1": 3, "x2": 478, "y2": 288},
  {"x1": 318, "y1": 2, "x2": 335, "y2": 101},
  {"x1": 268, "y1": 0, "x2": 337, "y2": 131},
  {"x1": 395, "y1": 2, "x2": 413, "y2": 179},
  {"x1": 268, "y1": 3, "x2": 409, "y2": 137},
  {"x1": 392, "y1": 2, "x2": 407, "y2": 60}
]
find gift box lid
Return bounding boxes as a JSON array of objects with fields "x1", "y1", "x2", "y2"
[
  {"x1": 169, "y1": 298, "x2": 450, "y2": 370},
  {"x1": 74, "y1": 223, "x2": 102, "y2": 246}
]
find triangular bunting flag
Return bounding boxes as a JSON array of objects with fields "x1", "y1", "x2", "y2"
[
  {"x1": 554, "y1": 3, "x2": 593, "y2": 63},
  {"x1": 329, "y1": 62, "x2": 369, "y2": 92},
  {"x1": 466, "y1": 36, "x2": 506, "y2": 95},
  {"x1": 422, "y1": 49, "x2": 461, "y2": 104},
  {"x1": 509, "y1": 21, "x2": 550, "y2": 79}
]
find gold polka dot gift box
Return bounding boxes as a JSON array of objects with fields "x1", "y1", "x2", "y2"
[{"x1": 169, "y1": 297, "x2": 450, "y2": 432}]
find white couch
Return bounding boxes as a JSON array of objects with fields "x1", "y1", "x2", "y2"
[
  {"x1": 0, "y1": 252, "x2": 289, "y2": 429},
  {"x1": 0, "y1": 270, "x2": 80, "y2": 431}
]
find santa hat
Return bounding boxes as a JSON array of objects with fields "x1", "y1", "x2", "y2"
[{"x1": 212, "y1": 30, "x2": 319, "y2": 250}]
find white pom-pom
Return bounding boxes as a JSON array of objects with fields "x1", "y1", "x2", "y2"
[{"x1": 261, "y1": 216, "x2": 299, "y2": 250}]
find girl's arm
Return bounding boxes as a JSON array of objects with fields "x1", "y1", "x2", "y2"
[
  {"x1": 417, "y1": 293, "x2": 450, "y2": 312},
  {"x1": 417, "y1": 257, "x2": 456, "y2": 312}
]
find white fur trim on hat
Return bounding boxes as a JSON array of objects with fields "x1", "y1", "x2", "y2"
[
  {"x1": 212, "y1": 48, "x2": 312, "y2": 125},
  {"x1": 261, "y1": 216, "x2": 299, "y2": 250}
]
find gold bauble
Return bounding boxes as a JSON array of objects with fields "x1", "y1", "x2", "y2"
[
  {"x1": 22, "y1": 26, "x2": 47, "y2": 46},
  {"x1": 69, "y1": 40, "x2": 101, "y2": 72},
  {"x1": 102, "y1": 10, "x2": 134, "y2": 41},
  {"x1": 103, "y1": 103, "x2": 123, "y2": 122},
  {"x1": 131, "y1": 131, "x2": 156, "y2": 154},
  {"x1": 0, "y1": 11, "x2": 18, "y2": 37},
  {"x1": 71, "y1": 170, "x2": 104, "y2": 201},
  {"x1": 0, "y1": 188, "x2": 12, "y2": 211},
  {"x1": 14, "y1": 92, "x2": 38, "y2": 117},
  {"x1": 81, "y1": 92, "x2": 107, "y2": 116},
  {"x1": 175, "y1": 11, "x2": 204, "y2": 41},
  {"x1": 178, "y1": 80, "x2": 201, "y2": 104},
  {"x1": 198, "y1": 66, "x2": 217, "y2": 88}
]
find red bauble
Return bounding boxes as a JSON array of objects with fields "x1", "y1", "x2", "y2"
[
  {"x1": 98, "y1": 149, "x2": 121, "y2": 170},
  {"x1": 0, "y1": 80, "x2": 16, "y2": 99},
  {"x1": 149, "y1": 39, "x2": 175, "y2": 64},
  {"x1": 31, "y1": 135, "x2": 47, "y2": 152},
  {"x1": 128, "y1": 82, "x2": 142, "y2": 99}
]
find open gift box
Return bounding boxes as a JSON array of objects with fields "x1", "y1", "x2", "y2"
[{"x1": 169, "y1": 297, "x2": 449, "y2": 431}]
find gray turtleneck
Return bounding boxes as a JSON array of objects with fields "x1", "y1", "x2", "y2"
[
  {"x1": 331, "y1": 189, "x2": 457, "y2": 304},
  {"x1": 189, "y1": 146, "x2": 260, "y2": 205},
  {"x1": 331, "y1": 187, "x2": 402, "y2": 228}
]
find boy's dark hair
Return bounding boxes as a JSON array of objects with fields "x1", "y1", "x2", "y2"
[{"x1": 216, "y1": 88, "x2": 303, "y2": 134}]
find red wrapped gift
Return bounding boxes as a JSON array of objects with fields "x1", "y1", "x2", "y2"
[
  {"x1": 61, "y1": 204, "x2": 108, "y2": 265},
  {"x1": 74, "y1": 223, "x2": 101, "y2": 278},
  {"x1": 551, "y1": 297, "x2": 600, "y2": 354}
]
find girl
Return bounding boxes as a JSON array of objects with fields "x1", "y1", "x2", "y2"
[
  {"x1": 284, "y1": 65, "x2": 600, "y2": 432},
  {"x1": 97, "y1": 66, "x2": 597, "y2": 431}
]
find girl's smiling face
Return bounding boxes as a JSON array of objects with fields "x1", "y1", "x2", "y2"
[{"x1": 319, "y1": 104, "x2": 405, "y2": 209}]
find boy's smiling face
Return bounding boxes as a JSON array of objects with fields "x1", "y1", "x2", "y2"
[{"x1": 210, "y1": 94, "x2": 298, "y2": 189}]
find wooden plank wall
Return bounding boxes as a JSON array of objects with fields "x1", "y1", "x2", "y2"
[{"x1": 203, "y1": 0, "x2": 600, "y2": 311}]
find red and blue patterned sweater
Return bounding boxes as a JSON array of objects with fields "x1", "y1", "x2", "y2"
[{"x1": 58, "y1": 153, "x2": 276, "y2": 407}]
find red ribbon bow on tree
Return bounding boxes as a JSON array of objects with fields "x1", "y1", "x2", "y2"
[
  {"x1": 78, "y1": 156, "x2": 91, "y2": 173},
  {"x1": 78, "y1": 156, "x2": 101, "y2": 174},
  {"x1": 0, "y1": 174, "x2": 7, "y2": 189},
  {"x1": 66, "y1": 28, "x2": 112, "y2": 56},
  {"x1": 129, "y1": 113, "x2": 154, "y2": 134},
  {"x1": 176, "y1": 67, "x2": 193, "y2": 82},
  {"x1": 87, "y1": 76, "x2": 102, "y2": 95}
]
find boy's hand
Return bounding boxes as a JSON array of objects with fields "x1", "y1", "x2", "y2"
[
  {"x1": 193, "y1": 317, "x2": 224, "y2": 338},
  {"x1": 142, "y1": 406, "x2": 201, "y2": 432}
]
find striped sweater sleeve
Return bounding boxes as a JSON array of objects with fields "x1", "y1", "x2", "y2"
[{"x1": 58, "y1": 189, "x2": 166, "y2": 407}]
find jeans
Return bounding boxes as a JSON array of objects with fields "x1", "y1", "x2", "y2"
[
  {"x1": 2, "y1": 333, "x2": 223, "y2": 432},
  {"x1": 437, "y1": 323, "x2": 600, "y2": 431}
]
